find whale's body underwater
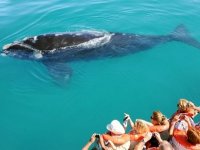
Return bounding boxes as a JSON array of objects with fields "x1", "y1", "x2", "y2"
[{"x1": 1, "y1": 25, "x2": 200, "y2": 83}]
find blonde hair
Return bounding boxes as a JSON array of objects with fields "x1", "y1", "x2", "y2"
[
  {"x1": 178, "y1": 98, "x2": 194, "y2": 112},
  {"x1": 151, "y1": 111, "x2": 166, "y2": 125},
  {"x1": 178, "y1": 99, "x2": 189, "y2": 112},
  {"x1": 187, "y1": 127, "x2": 200, "y2": 145},
  {"x1": 134, "y1": 121, "x2": 149, "y2": 134}
]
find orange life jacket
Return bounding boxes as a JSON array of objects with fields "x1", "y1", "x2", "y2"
[
  {"x1": 172, "y1": 129, "x2": 200, "y2": 150},
  {"x1": 102, "y1": 134, "x2": 130, "y2": 145}
]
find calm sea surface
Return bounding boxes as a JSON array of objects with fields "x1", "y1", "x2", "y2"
[{"x1": 1, "y1": 0, "x2": 200, "y2": 149}]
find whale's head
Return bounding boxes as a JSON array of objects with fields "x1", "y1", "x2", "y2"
[{"x1": 1, "y1": 42, "x2": 43, "y2": 60}]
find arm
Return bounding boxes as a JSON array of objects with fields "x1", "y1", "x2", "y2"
[
  {"x1": 134, "y1": 140, "x2": 145, "y2": 150},
  {"x1": 169, "y1": 119, "x2": 178, "y2": 136},
  {"x1": 107, "y1": 140, "x2": 117, "y2": 150},
  {"x1": 99, "y1": 135, "x2": 108, "y2": 150},
  {"x1": 129, "y1": 133, "x2": 145, "y2": 141},
  {"x1": 170, "y1": 111, "x2": 182, "y2": 121},
  {"x1": 169, "y1": 114, "x2": 181, "y2": 136},
  {"x1": 82, "y1": 134, "x2": 96, "y2": 150},
  {"x1": 123, "y1": 113, "x2": 134, "y2": 129},
  {"x1": 154, "y1": 132, "x2": 163, "y2": 143},
  {"x1": 102, "y1": 134, "x2": 130, "y2": 145},
  {"x1": 187, "y1": 101, "x2": 199, "y2": 117},
  {"x1": 128, "y1": 117, "x2": 134, "y2": 129},
  {"x1": 134, "y1": 132, "x2": 152, "y2": 150},
  {"x1": 136, "y1": 119, "x2": 153, "y2": 126},
  {"x1": 154, "y1": 132, "x2": 174, "y2": 149},
  {"x1": 184, "y1": 115, "x2": 192, "y2": 127},
  {"x1": 99, "y1": 136, "x2": 118, "y2": 150},
  {"x1": 192, "y1": 106, "x2": 200, "y2": 113}
]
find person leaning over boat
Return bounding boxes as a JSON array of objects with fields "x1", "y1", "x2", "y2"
[
  {"x1": 148, "y1": 111, "x2": 169, "y2": 140},
  {"x1": 82, "y1": 120, "x2": 130, "y2": 150},
  {"x1": 123, "y1": 113, "x2": 150, "y2": 149},
  {"x1": 125, "y1": 111, "x2": 169, "y2": 140},
  {"x1": 82, "y1": 133, "x2": 118, "y2": 150},
  {"x1": 100, "y1": 120, "x2": 130, "y2": 150},
  {"x1": 169, "y1": 112, "x2": 200, "y2": 150},
  {"x1": 134, "y1": 132, "x2": 174, "y2": 150},
  {"x1": 170, "y1": 99, "x2": 200, "y2": 131},
  {"x1": 135, "y1": 111, "x2": 170, "y2": 148},
  {"x1": 171, "y1": 99, "x2": 198, "y2": 120}
]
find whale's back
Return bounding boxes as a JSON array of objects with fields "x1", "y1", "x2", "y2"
[{"x1": 22, "y1": 33, "x2": 103, "y2": 51}]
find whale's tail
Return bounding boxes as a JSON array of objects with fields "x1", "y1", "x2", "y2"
[{"x1": 171, "y1": 24, "x2": 200, "y2": 49}]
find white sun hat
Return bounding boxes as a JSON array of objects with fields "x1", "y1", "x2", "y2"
[{"x1": 106, "y1": 120, "x2": 125, "y2": 135}]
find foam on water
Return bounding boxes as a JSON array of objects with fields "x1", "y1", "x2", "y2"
[
  {"x1": 23, "y1": 37, "x2": 28, "y2": 40},
  {"x1": 1, "y1": 52, "x2": 7, "y2": 57},
  {"x1": 76, "y1": 32, "x2": 112, "y2": 49},
  {"x1": 3, "y1": 43, "x2": 12, "y2": 50},
  {"x1": 33, "y1": 36, "x2": 37, "y2": 43},
  {"x1": 33, "y1": 51, "x2": 43, "y2": 59}
]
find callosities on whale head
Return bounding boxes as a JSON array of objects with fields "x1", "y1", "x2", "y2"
[{"x1": 2, "y1": 43, "x2": 42, "y2": 59}]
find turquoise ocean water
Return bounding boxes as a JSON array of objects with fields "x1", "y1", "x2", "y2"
[{"x1": 1, "y1": 0, "x2": 200, "y2": 149}]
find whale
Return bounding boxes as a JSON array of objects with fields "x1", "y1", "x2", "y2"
[{"x1": 1, "y1": 25, "x2": 200, "y2": 83}]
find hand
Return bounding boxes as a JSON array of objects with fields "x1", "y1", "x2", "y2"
[
  {"x1": 179, "y1": 114, "x2": 185, "y2": 120},
  {"x1": 124, "y1": 113, "x2": 130, "y2": 121},
  {"x1": 90, "y1": 133, "x2": 98, "y2": 143},
  {"x1": 171, "y1": 118, "x2": 179, "y2": 127},
  {"x1": 107, "y1": 140, "x2": 112, "y2": 144},
  {"x1": 123, "y1": 113, "x2": 131, "y2": 128},
  {"x1": 173, "y1": 114, "x2": 180, "y2": 121},
  {"x1": 188, "y1": 101, "x2": 195, "y2": 107},
  {"x1": 154, "y1": 132, "x2": 163, "y2": 143},
  {"x1": 172, "y1": 114, "x2": 181, "y2": 123},
  {"x1": 184, "y1": 115, "x2": 190, "y2": 122},
  {"x1": 143, "y1": 132, "x2": 152, "y2": 142},
  {"x1": 107, "y1": 140, "x2": 116, "y2": 149}
]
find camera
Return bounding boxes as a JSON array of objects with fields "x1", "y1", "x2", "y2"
[
  {"x1": 95, "y1": 134, "x2": 100, "y2": 138},
  {"x1": 123, "y1": 116, "x2": 129, "y2": 121}
]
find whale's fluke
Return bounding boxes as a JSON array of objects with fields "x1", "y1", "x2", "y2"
[{"x1": 171, "y1": 24, "x2": 200, "y2": 49}]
